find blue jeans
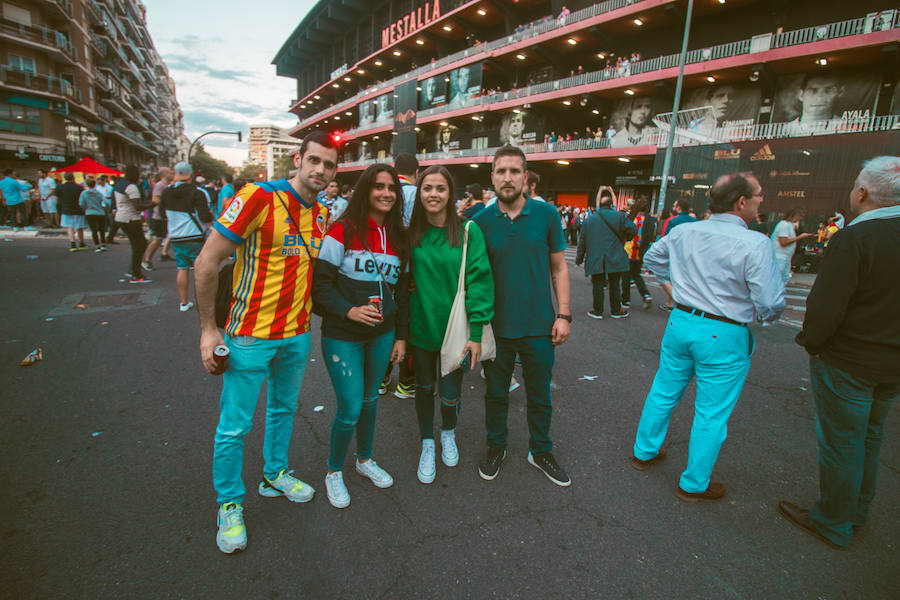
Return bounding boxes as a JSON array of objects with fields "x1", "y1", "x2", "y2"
[
  {"x1": 322, "y1": 331, "x2": 394, "y2": 472},
  {"x1": 410, "y1": 344, "x2": 462, "y2": 440},
  {"x1": 808, "y1": 357, "x2": 899, "y2": 546},
  {"x1": 213, "y1": 332, "x2": 311, "y2": 505},
  {"x1": 633, "y1": 309, "x2": 754, "y2": 493},
  {"x1": 484, "y1": 336, "x2": 555, "y2": 453}
]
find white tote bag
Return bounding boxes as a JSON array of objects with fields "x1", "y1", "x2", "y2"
[{"x1": 440, "y1": 222, "x2": 496, "y2": 376}]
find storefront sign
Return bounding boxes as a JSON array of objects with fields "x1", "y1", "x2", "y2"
[{"x1": 381, "y1": 1, "x2": 441, "y2": 48}]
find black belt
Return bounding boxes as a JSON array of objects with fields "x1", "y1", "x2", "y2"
[{"x1": 675, "y1": 303, "x2": 746, "y2": 327}]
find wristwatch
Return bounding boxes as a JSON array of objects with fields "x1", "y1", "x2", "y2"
[{"x1": 556, "y1": 313, "x2": 572, "y2": 322}]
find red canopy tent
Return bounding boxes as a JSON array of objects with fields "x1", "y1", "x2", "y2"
[{"x1": 50, "y1": 157, "x2": 123, "y2": 176}]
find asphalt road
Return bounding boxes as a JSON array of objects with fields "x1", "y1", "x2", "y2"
[{"x1": 1, "y1": 235, "x2": 898, "y2": 600}]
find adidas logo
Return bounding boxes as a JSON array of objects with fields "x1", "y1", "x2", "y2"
[{"x1": 750, "y1": 144, "x2": 775, "y2": 161}]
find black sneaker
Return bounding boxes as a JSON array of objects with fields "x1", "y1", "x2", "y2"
[
  {"x1": 610, "y1": 309, "x2": 630, "y2": 319},
  {"x1": 478, "y1": 446, "x2": 507, "y2": 480},
  {"x1": 658, "y1": 304, "x2": 673, "y2": 313},
  {"x1": 587, "y1": 311, "x2": 603, "y2": 320},
  {"x1": 528, "y1": 451, "x2": 571, "y2": 487}
]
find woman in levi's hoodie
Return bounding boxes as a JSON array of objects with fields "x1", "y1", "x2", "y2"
[{"x1": 312, "y1": 163, "x2": 409, "y2": 509}]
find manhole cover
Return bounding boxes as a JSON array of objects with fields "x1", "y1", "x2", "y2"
[
  {"x1": 78, "y1": 293, "x2": 142, "y2": 308},
  {"x1": 50, "y1": 289, "x2": 162, "y2": 316}
]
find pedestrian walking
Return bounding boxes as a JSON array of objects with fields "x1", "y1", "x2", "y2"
[
  {"x1": 78, "y1": 177, "x2": 110, "y2": 251},
  {"x1": 473, "y1": 145, "x2": 572, "y2": 486},
  {"x1": 194, "y1": 130, "x2": 338, "y2": 554},
  {"x1": 406, "y1": 165, "x2": 494, "y2": 484},
  {"x1": 143, "y1": 166, "x2": 173, "y2": 271},
  {"x1": 311, "y1": 163, "x2": 409, "y2": 508},
  {"x1": 113, "y1": 166, "x2": 152, "y2": 283},
  {"x1": 632, "y1": 172, "x2": 784, "y2": 502},
  {"x1": 160, "y1": 162, "x2": 213, "y2": 311},
  {"x1": 621, "y1": 195, "x2": 656, "y2": 310},
  {"x1": 771, "y1": 208, "x2": 814, "y2": 285},
  {"x1": 781, "y1": 156, "x2": 900, "y2": 548},
  {"x1": 658, "y1": 198, "x2": 697, "y2": 312},
  {"x1": 57, "y1": 173, "x2": 87, "y2": 251},
  {"x1": 576, "y1": 185, "x2": 637, "y2": 319},
  {"x1": 37, "y1": 170, "x2": 58, "y2": 228},
  {"x1": 1, "y1": 169, "x2": 32, "y2": 230}
]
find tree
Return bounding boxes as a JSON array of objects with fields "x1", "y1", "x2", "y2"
[
  {"x1": 239, "y1": 163, "x2": 267, "y2": 182},
  {"x1": 273, "y1": 153, "x2": 295, "y2": 179},
  {"x1": 190, "y1": 143, "x2": 231, "y2": 182}
]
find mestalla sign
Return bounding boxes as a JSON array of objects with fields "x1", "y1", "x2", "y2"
[{"x1": 381, "y1": 1, "x2": 441, "y2": 48}]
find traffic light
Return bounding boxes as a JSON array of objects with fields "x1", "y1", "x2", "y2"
[
  {"x1": 331, "y1": 131, "x2": 343, "y2": 145},
  {"x1": 257, "y1": 172, "x2": 264, "y2": 180}
]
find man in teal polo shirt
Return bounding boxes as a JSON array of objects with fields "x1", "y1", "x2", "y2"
[{"x1": 473, "y1": 145, "x2": 572, "y2": 486}]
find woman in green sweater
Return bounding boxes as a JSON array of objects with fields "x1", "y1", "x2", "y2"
[{"x1": 407, "y1": 165, "x2": 494, "y2": 484}]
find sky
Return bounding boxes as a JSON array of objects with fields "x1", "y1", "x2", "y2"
[{"x1": 144, "y1": 0, "x2": 318, "y2": 166}]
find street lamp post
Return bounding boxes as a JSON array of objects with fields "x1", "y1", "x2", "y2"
[
  {"x1": 657, "y1": 0, "x2": 694, "y2": 213},
  {"x1": 186, "y1": 130, "x2": 243, "y2": 163}
]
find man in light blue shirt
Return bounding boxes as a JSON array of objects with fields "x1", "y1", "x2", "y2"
[
  {"x1": 1, "y1": 168, "x2": 31, "y2": 229},
  {"x1": 631, "y1": 172, "x2": 784, "y2": 502},
  {"x1": 38, "y1": 170, "x2": 59, "y2": 227},
  {"x1": 217, "y1": 174, "x2": 234, "y2": 218}
]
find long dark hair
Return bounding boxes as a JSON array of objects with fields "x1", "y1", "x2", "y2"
[
  {"x1": 408, "y1": 165, "x2": 461, "y2": 249},
  {"x1": 628, "y1": 195, "x2": 650, "y2": 220},
  {"x1": 337, "y1": 163, "x2": 407, "y2": 265}
]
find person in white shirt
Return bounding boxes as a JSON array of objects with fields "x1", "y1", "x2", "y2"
[
  {"x1": 631, "y1": 172, "x2": 785, "y2": 502},
  {"x1": 37, "y1": 170, "x2": 58, "y2": 228},
  {"x1": 771, "y1": 208, "x2": 814, "y2": 284}
]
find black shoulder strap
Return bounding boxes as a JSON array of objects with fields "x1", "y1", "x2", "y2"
[{"x1": 596, "y1": 210, "x2": 624, "y2": 244}]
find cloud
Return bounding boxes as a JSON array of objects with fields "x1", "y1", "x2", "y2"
[{"x1": 165, "y1": 53, "x2": 255, "y2": 80}]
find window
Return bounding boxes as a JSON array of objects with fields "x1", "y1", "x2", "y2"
[
  {"x1": 2, "y1": 3, "x2": 31, "y2": 26},
  {"x1": 0, "y1": 103, "x2": 41, "y2": 135},
  {"x1": 8, "y1": 54, "x2": 37, "y2": 75}
]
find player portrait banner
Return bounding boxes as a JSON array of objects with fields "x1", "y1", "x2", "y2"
[
  {"x1": 419, "y1": 75, "x2": 447, "y2": 110},
  {"x1": 359, "y1": 98, "x2": 376, "y2": 128},
  {"x1": 498, "y1": 111, "x2": 541, "y2": 147},
  {"x1": 393, "y1": 80, "x2": 417, "y2": 156},
  {"x1": 773, "y1": 70, "x2": 880, "y2": 135},
  {"x1": 374, "y1": 92, "x2": 393, "y2": 125},
  {"x1": 434, "y1": 123, "x2": 461, "y2": 153},
  {"x1": 684, "y1": 83, "x2": 762, "y2": 128},
  {"x1": 448, "y1": 63, "x2": 483, "y2": 109},
  {"x1": 608, "y1": 95, "x2": 664, "y2": 147}
]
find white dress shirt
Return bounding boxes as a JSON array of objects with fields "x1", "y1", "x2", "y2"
[{"x1": 644, "y1": 213, "x2": 785, "y2": 324}]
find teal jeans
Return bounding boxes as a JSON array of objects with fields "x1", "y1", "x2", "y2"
[
  {"x1": 213, "y1": 332, "x2": 311, "y2": 505},
  {"x1": 322, "y1": 331, "x2": 395, "y2": 472},
  {"x1": 633, "y1": 308, "x2": 754, "y2": 493},
  {"x1": 808, "y1": 357, "x2": 899, "y2": 546}
]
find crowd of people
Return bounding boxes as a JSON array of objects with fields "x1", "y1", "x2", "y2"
[{"x1": 176, "y1": 129, "x2": 900, "y2": 556}]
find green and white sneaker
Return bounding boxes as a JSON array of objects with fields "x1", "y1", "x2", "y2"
[
  {"x1": 216, "y1": 503, "x2": 247, "y2": 554},
  {"x1": 258, "y1": 469, "x2": 315, "y2": 502}
]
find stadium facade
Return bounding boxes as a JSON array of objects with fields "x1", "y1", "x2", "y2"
[{"x1": 273, "y1": 0, "x2": 899, "y2": 217}]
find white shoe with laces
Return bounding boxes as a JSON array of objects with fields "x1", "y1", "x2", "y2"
[
  {"x1": 355, "y1": 458, "x2": 394, "y2": 488},
  {"x1": 417, "y1": 439, "x2": 436, "y2": 484},
  {"x1": 440, "y1": 429, "x2": 459, "y2": 467},
  {"x1": 258, "y1": 468, "x2": 314, "y2": 502},
  {"x1": 325, "y1": 471, "x2": 350, "y2": 508},
  {"x1": 216, "y1": 502, "x2": 247, "y2": 554},
  {"x1": 180, "y1": 301, "x2": 194, "y2": 312}
]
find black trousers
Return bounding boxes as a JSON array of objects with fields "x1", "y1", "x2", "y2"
[
  {"x1": 120, "y1": 220, "x2": 146, "y2": 277},
  {"x1": 86, "y1": 215, "x2": 107, "y2": 245},
  {"x1": 621, "y1": 259, "x2": 650, "y2": 302},
  {"x1": 592, "y1": 272, "x2": 623, "y2": 314}
]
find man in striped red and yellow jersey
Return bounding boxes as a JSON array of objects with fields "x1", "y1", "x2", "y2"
[{"x1": 194, "y1": 130, "x2": 338, "y2": 554}]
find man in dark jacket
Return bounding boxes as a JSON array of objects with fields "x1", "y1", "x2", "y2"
[
  {"x1": 781, "y1": 156, "x2": 900, "y2": 548},
  {"x1": 576, "y1": 185, "x2": 637, "y2": 319},
  {"x1": 160, "y1": 162, "x2": 213, "y2": 311}
]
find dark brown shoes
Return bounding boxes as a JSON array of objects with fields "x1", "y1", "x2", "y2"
[
  {"x1": 631, "y1": 448, "x2": 667, "y2": 471},
  {"x1": 777, "y1": 501, "x2": 848, "y2": 550},
  {"x1": 675, "y1": 481, "x2": 726, "y2": 502}
]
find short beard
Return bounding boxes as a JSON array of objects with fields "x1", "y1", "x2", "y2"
[{"x1": 497, "y1": 186, "x2": 523, "y2": 205}]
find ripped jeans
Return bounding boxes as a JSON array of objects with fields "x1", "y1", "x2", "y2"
[
  {"x1": 322, "y1": 331, "x2": 395, "y2": 472},
  {"x1": 410, "y1": 344, "x2": 463, "y2": 440}
]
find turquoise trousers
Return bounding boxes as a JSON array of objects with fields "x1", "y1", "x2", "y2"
[
  {"x1": 634, "y1": 309, "x2": 754, "y2": 493},
  {"x1": 808, "y1": 357, "x2": 899, "y2": 546}
]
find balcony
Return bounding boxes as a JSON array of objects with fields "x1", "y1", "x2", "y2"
[
  {"x1": 0, "y1": 18, "x2": 78, "y2": 65},
  {"x1": 294, "y1": 8, "x2": 900, "y2": 137},
  {"x1": 0, "y1": 65, "x2": 81, "y2": 103},
  {"x1": 36, "y1": 0, "x2": 73, "y2": 21}
]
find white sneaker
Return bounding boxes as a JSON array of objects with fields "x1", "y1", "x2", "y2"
[
  {"x1": 141, "y1": 260, "x2": 154, "y2": 271},
  {"x1": 216, "y1": 503, "x2": 247, "y2": 554},
  {"x1": 355, "y1": 458, "x2": 394, "y2": 488},
  {"x1": 440, "y1": 429, "x2": 459, "y2": 467},
  {"x1": 509, "y1": 376, "x2": 521, "y2": 393},
  {"x1": 325, "y1": 471, "x2": 350, "y2": 508},
  {"x1": 417, "y1": 439, "x2": 436, "y2": 484},
  {"x1": 258, "y1": 469, "x2": 314, "y2": 503},
  {"x1": 180, "y1": 301, "x2": 194, "y2": 312}
]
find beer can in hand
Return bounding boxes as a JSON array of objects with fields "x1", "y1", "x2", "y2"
[
  {"x1": 368, "y1": 295, "x2": 383, "y2": 324},
  {"x1": 213, "y1": 344, "x2": 230, "y2": 375}
]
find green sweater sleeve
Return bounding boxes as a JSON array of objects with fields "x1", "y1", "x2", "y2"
[{"x1": 463, "y1": 222, "x2": 495, "y2": 342}]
